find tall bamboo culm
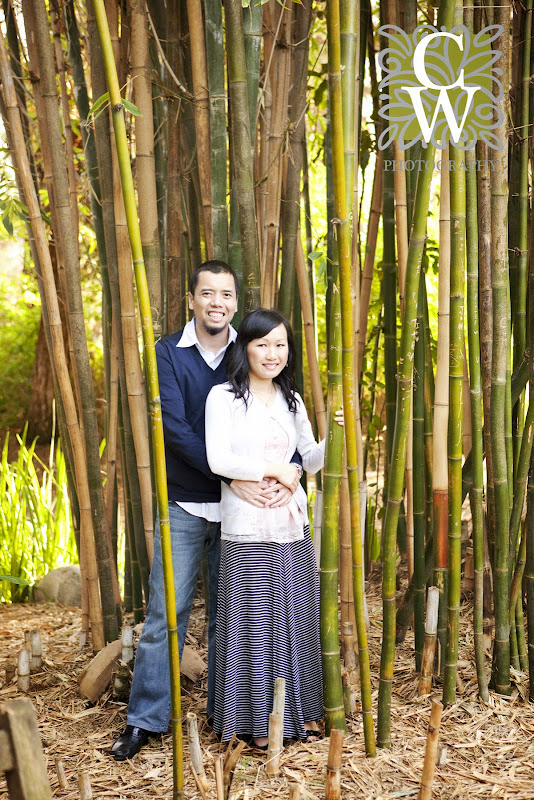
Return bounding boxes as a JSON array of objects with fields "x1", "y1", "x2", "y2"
[
  {"x1": 90, "y1": 2, "x2": 183, "y2": 796},
  {"x1": 325, "y1": 0, "x2": 375, "y2": 756}
]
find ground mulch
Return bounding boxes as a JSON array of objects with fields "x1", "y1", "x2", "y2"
[{"x1": 1, "y1": 579, "x2": 533, "y2": 799}]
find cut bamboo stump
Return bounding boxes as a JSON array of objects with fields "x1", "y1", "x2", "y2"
[
  {"x1": 17, "y1": 650, "x2": 30, "y2": 693},
  {"x1": 186, "y1": 713, "x2": 209, "y2": 795},
  {"x1": 289, "y1": 782, "x2": 302, "y2": 799},
  {"x1": 30, "y1": 631, "x2": 42, "y2": 673},
  {"x1": 55, "y1": 758, "x2": 67, "y2": 789},
  {"x1": 4, "y1": 663, "x2": 15, "y2": 685},
  {"x1": 417, "y1": 699, "x2": 443, "y2": 800},
  {"x1": 78, "y1": 772, "x2": 93, "y2": 799},
  {"x1": 121, "y1": 625, "x2": 134, "y2": 666},
  {"x1": 325, "y1": 728, "x2": 344, "y2": 799},
  {"x1": 0, "y1": 698, "x2": 53, "y2": 799},
  {"x1": 266, "y1": 678, "x2": 286, "y2": 777},
  {"x1": 418, "y1": 587, "x2": 439, "y2": 696}
]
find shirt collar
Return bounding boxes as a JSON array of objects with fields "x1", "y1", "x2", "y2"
[{"x1": 177, "y1": 318, "x2": 237, "y2": 356}]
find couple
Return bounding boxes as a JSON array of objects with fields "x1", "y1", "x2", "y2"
[{"x1": 110, "y1": 260, "x2": 329, "y2": 759}]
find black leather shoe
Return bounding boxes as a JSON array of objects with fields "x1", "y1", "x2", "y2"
[{"x1": 109, "y1": 725, "x2": 158, "y2": 760}]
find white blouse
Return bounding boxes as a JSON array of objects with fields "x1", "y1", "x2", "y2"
[{"x1": 205, "y1": 383, "x2": 325, "y2": 542}]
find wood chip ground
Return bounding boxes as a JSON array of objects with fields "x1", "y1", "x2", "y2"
[{"x1": 1, "y1": 577, "x2": 533, "y2": 799}]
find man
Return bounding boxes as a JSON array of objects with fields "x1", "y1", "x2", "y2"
[{"x1": 110, "y1": 260, "x2": 295, "y2": 760}]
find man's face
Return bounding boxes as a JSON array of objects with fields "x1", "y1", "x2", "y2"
[{"x1": 188, "y1": 271, "x2": 238, "y2": 336}]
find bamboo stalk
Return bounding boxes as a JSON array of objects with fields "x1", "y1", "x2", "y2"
[
  {"x1": 418, "y1": 587, "x2": 439, "y2": 697},
  {"x1": 17, "y1": 649, "x2": 30, "y2": 692},
  {"x1": 266, "y1": 712, "x2": 283, "y2": 777},
  {"x1": 78, "y1": 773, "x2": 93, "y2": 800},
  {"x1": 214, "y1": 755, "x2": 224, "y2": 800},
  {"x1": 55, "y1": 759, "x2": 67, "y2": 789},
  {"x1": 417, "y1": 700, "x2": 443, "y2": 800},
  {"x1": 325, "y1": 728, "x2": 344, "y2": 800},
  {"x1": 442, "y1": 145, "x2": 466, "y2": 706},
  {"x1": 224, "y1": 0, "x2": 261, "y2": 311},
  {"x1": 465, "y1": 141, "x2": 489, "y2": 702},
  {"x1": 357, "y1": 152, "x2": 382, "y2": 377},
  {"x1": 91, "y1": 2, "x2": 183, "y2": 795},
  {"x1": 490, "y1": 2, "x2": 512, "y2": 696},
  {"x1": 129, "y1": 0, "x2": 162, "y2": 335},
  {"x1": 326, "y1": 0, "x2": 374, "y2": 755},
  {"x1": 0, "y1": 16, "x2": 105, "y2": 653},
  {"x1": 433, "y1": 152, "x2": 451, "y2": 675}
]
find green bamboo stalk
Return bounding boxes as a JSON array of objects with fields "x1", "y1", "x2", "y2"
[
  {"x1": 224, "y1": 0, "x2": 260, "y2": 311},
  {"x1": 413, "y1": 274, "x2": 425, "y2": 671},
  {"x1": 243, "y1": 0, "x2": 262, "y2": 142},
  {"x1": 465, "y1": 146, "x2": 489, "y2": 701},
  {"x1": 90, "y1": 1, "x2": 183, "y2": 794},
  {"x1": 442, "y1": 145, "x2": 465, "y2": 706},
  {"x1": 490, "y1": 1, "x2": 511, "y2": 696},
  {"x1": 204, "y1": 0, "x2": 228, "y2": 262},
  {"x1": 326, "y1": 0, "x2": 375, "y2": 756},
  {"x1": 320, "y1": 236, "x2": 346, "y2": 734}
]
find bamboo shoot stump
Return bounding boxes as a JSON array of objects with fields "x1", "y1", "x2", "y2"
[
  {"x1": 418, "y1": 699, "x2": 443, "y2": 800},
  {"x1": 17, "y1": 650, "x2": 30, "y2": 693},
  {"x1": 418, "y1": 587, "x2": 439, "y2": 696},
  {"x1": 214, "y1": 754, "x2": 224, "y2": 800},
  {"x1": 78, "y1": 772, "x2": 93, "y2": 799},
  {"x1": 55, "y1": 758, "x2": 67, "y2": 789},
  {"x1": 186, "y1": 713, "x2": 209, "y2": 795},
  {"x1": 266, "y1": 678, "x2": 286, "y2": 777},
  {"x1": 325, "y1": 728, "x2": 344, "y2": 799}
]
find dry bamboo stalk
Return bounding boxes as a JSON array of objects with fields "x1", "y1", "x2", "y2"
[
  {"x1": 4, "y1": 662, "x2": 15, "y2": 684},
  {"x1": 110, "y1": 119, "x2": 154, "y2": 567},
  {"x1": 417, "y1": 700, "x2": 443, "y2": 800},
  {"x1": 325, "y1": 728, "x2": 344, "y2": 800},
  {"x1": 342, "y1": 621, "x2": 358, "y2": 713},
  {"x1": 78, "y1": 772, "x2": 93, "y2": 800},
  {"x1": 55, "y1": 758, "x2": 67, "y2": 789},
  {"x1": 223, "y1": 739, "x2": 246, "y2": 790},
  {"x1": 30, "y1": 629, "x2": 42, "y2": 672},
  {"x1": 266, "y1": 711, "x2": 283, "y2": 777},
  {"x1": 105, "y1": 319, "x2": 119, "y2": 543},
  {"x1": 295, "y1": 236, "x2": 326, "y2": 438},
  {"x1": 185, "y1": 0, "x2": 213, "y2": 257},
  {"x1": 418, "y1": 586, "x2": 439, "y2": 696},
  {"x1": 358, "y1": 150, "x2": 383, "y2": 376},
  {"x1": 0, "y1": 17, "x2": 105, "y2": 650},
  {"x1": 186, "y1": 713, "x2": 209, "y2": 794},
  {"x1": 17, "y1": 649, "x2": 30, "y2": 692},
  {"x1": 128, "y1": 0, "x2": 162, "y2": 334},
  {"x1": 214, "y1": 754, "x2": 225, "y2": 800},
  {"x1": 51, "y1": 5, "x2": 79, "y2": 251},
  {"x1": 261, "y1": 1, "x2": 293, "y2": 307}
]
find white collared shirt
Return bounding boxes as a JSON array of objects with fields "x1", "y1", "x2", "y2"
[{"x1": 176, "y1": 319, "x2": 237, "y2": 522}]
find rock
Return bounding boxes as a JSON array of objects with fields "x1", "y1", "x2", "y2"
[{"x1": 33, "y1": 566, "x2": 81, "y2": 607}]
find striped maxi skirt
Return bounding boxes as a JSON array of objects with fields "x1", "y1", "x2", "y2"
[{"x1": 213, "y1": 526, "x2": 323, "y2": 742}]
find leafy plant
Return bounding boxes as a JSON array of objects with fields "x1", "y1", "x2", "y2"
[{"x1": 0, "y1": 428, "x2": 78, "y2": 602}]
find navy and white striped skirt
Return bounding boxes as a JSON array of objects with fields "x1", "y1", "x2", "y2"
[{"x1": 213, "y1": 526, "x2": 323, "y2": 742}]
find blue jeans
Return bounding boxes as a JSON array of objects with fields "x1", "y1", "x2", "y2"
[{"x1": 127, "y1": 504, "x2": 221, "y2": 732}]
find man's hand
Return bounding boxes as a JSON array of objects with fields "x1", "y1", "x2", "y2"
[{"x1": 229, "y1": 479, "x2": 295, "y2": 508}]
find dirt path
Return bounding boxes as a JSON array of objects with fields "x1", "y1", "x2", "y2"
[{"x1": 1, "y1": 583, "x2": 533, "y2": 799}]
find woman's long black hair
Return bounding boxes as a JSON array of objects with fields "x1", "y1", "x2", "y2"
[{"x1": 225, "y1": 308, "x2": 298, "y2": 411}]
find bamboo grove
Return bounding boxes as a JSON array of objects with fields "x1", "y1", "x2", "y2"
[{"x1": 1, "y1": 0, "x2": 533, "y2": 778}]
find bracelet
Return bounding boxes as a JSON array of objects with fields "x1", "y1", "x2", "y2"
[{"x1": 294, "y1": 464, "x2": 303, "y2": 479}]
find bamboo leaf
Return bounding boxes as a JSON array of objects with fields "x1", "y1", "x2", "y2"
[
  {"x1": 88, "y1": 91, "x2": 109, "y2": 117},
  {"x1": 0, "y1": 574, "x2": 30, "y2": 585},
  {"x1": 121, "y1": 97, "x2": 142, "y2": 117}
]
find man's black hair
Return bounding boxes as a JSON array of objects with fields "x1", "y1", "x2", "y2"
[{"x1": 189, "y1": 260, "x2": 239, "y2": 297}]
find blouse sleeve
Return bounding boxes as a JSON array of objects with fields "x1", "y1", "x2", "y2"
[
  {"x1": 205, "y1": 386, "x2": 266, "y2": 481},
  {"x1": 295, "y1": 395, "x2": 325, "y2": 474}
]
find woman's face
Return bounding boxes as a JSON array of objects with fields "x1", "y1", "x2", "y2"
[{"x1": 246, "y1": 323, "x2": 289, "y2": 383}]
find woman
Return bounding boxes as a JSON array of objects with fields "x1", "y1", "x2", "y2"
[{"x1": 205, "y1": 308, "x2": 338, "y2": 748}]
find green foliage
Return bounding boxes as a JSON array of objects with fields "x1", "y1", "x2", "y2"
[
  {"x1": 0, "y1": 428, "x2": 78, "y2": 603},
  {"x1": 0, "y1": 272, "x2": 40, "y2": 431}
]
